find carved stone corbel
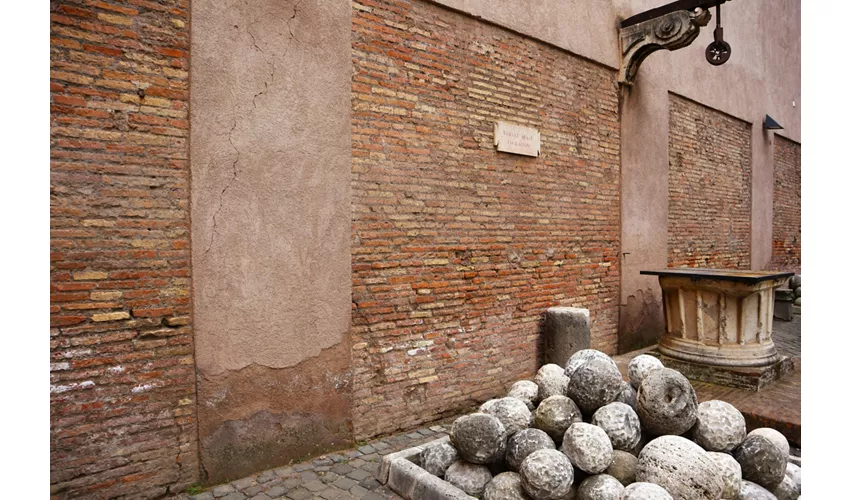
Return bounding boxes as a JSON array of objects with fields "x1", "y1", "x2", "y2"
[{"x1": 619, "y1": 7, "x2": 711, "y2": 85}]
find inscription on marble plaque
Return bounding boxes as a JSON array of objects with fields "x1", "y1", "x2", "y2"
[{"x1": 494, "y1": 121, "x2": 540, "y2": 157}]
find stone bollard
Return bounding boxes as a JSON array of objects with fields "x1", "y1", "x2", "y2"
[
  {"x1": 773, "y1": 288, "x2": 794, "y2": 321},
  {"x1": 543, "y1": 307, "x2": 591, "y2": 367}
]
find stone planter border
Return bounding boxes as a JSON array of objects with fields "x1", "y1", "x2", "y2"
[{"x1": 378, "y1": 436, "x2": 476, "y2": 500}]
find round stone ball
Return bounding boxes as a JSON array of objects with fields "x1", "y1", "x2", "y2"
[
  {"x1": 707, "y1": 451, "x2": 742, "y2": 499},
  {"x1": 451, "y1": 413, "x2": 508, "y2": 464},
  {"x1": 592, "y1": 402, "x2": 641, "y2": 452},
  {"x1": 519, "y1": 449, "x2": 574, "y2": 500},
  {"x1": 533, "y1": 395, "x2": 583, "y2": 442},
  {"x1": 747, "y1": 428, "x2": 790, "y2": 462},
  {"x1": 568, "y1": 358, "x2": 623, "y2": 415},
  {"x1": 576, "y1": 474, "x2": 623, "y2": 500},
  {"x1": 483, "y1": 471, "x2": 532, "y2": 500},
  {"x1": 783, "y1": 463, "x2": 801, "y2": 496},
  {"x1": 621, "y1": 482, "x2": 674, "y2": 500},
  {"x1": 445, "y1": 460, "x2": 494, "y2": 498},
  {"x1": 561, "y1": 422, "x2": 613, "y2": 474},
  {"x1": 733, "y1": 434, "x2": 787, "y2": 490},
  {"x1": 692, "y1": 400, "x2": 747, "y2": 452},
  {"x1": 615, "y1": 381, "x2": 637, "y2": 410},
  {"x1": 737, "y1": 480, "x2": 778, "y2": 500},
  {"x1": 770, "y1": 474, "x2": 799, "y2": 500},
  {"x1": 535, "y1": 364, "x2": 570, "y2": 400},
  {"x1": 420, "y1": 441, "x2": 459, "y2": 478},
  {"x1": 628, "y1": 355, "x2": 664, "y2": 389},
  {"x1": 636, "y1": 435, "x2": 723, "y2": 500},
  {"x1": 789, "y1": 275, "x2": 800, "y2": 289},
  {"x1": 636, "y1": 368, "x2": 698, "y2": 436},
  {"x1": 793, "y1": 287, "x2": 801, "y2": 298},
  {"x1": 508, "y1": 380, "x2": 540, "y2": 410},
  {"x1": 506, "y1": 428, "x2": 556, "y2": 472},
  {"x1": 565, "y1": 349, "x2": 618, "y2": 378},
  {"x1": 537, "y1": 363, "x2": 566, "y2": 379},
  {"x1": 606, "y1": 449, "x2": 638, "y2": 486},
  {"x1": 481, "y1": 397, "x2": 534, "y2": 437}
]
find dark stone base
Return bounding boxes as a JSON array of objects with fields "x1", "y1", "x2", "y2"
[{"x1": 644, "y1": 349, "x2": 796, "y2": 391}]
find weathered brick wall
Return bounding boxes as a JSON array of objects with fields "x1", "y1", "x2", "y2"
[
  {"x1": 50, "y1": 1, "x2": 196, "y2": 497},
  {"x1": 668, "y1": 94, "x2": 752, "y2": 269},
  {"x1": 769, "y1": 136, "x2": 801, "y2": 273},
  {"x1": 350, "y1": 0, "x2": 621, "y2": 439}
]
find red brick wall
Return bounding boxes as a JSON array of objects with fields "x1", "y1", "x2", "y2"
[
  {"x1": 668, "y1": 94, "x2": 752, "y2": 269},
  {"x1": 50, "y1": 1, "x2": 196, "y2": 497},
  {"x1": 350, "y1": 0, "x2": 621, "y2": 439},
  {"x1": 769, "y1": 136, "x2": 801, "y2": 273}
]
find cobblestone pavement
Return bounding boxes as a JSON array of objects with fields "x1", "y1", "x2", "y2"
[
  {"x1": 772, "y1": 310, "x2": 801, "y2": 358},
  {"x1": 173, "y1": 418, "x2": 457, "y2": 500},
  {"x1": 175, "y1": 312, "x2": 802, "y2": 500}
]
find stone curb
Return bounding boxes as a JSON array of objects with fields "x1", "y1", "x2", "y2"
[{"x1": 379, "y1": 436, "x2": 475, "y2": 500}]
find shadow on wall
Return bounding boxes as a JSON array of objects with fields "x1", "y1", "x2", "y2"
[{"x1": 619, "y1": 289, "x2": 664, "y2": 353}]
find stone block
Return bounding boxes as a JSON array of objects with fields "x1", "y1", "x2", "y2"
[
  {"x1": 543, "y1": 307, "x2": 591, "y2": 367},
  {"x1": 774, "y1": 289, "x2": 794, "y2": 321}
]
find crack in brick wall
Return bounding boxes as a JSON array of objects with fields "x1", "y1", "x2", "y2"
[
  {"x1": 668, "y1": 94, "x2": 752, "y2": 269},
  {"x1": 350, "y1": 0, "x2": 621, "y2": 440},
  {"x1": 50, "y1": 0, "x2": 197, "y2": 497}
]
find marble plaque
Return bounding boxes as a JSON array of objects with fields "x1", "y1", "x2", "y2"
[{"x1": 494, "y1": 121, "x2": 540, "y2": 157}]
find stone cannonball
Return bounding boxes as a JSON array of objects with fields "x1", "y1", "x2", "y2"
[
  {"x1": 484, "y1": 472, "x2": 532, "y2": 500},
  {"x1": 505, "y1": 428, "x2": 556, "y2": 472},
  {"x1": 621, "y1": 482, "x2": 674, "y2": 500},
  {"x1": 445, "y1": 460, "x2": 494, "y2": 498},
  {"x1": 733, "y1": 434, "x2": 787, "y2": 490},
  {"x1": 605, "y1": 449, "x2": 638, "y2": 486},
  {"x1": 628, "y1": 354, "x2": 664, "y2": 389},
  {"x1": 564, "y1": 349, "x2": 618, "y2": 378},
  {"x1": 481, "y1": 397, "x2": 534, "y2": 437},
  {"x1": 535, "y1": 364, "x2": 570, "y2": 400},
  {"x1": 615, "y1": 381, "x2": 637, "y2": 411},
  {"x1": 789, "y1": 275, "x2": 800, "y2": 289},
  {"x1": 508, "y1": 380, "x2": 540, "y2": 410},
  {"x1": 451, "y1": 413, "x2": 508, "y2": 464},
  {"x1": 782, "y1": 463, "x2": 801, "y2": 497},
  {"x1": 519, "y1": 449, "x2": 575, "y2": 500},
  {"x1": 591, "y1": 402, "x2": 641, "y2": 452},
  {"x1": 576, "y1": 474, "x2": 624, "y2": 500},
  {"x1": 533, "y1": 395, "x2": 583, "y2": 443},
  {"x1": 707, "y1": 451, "x2": 743, "y2": 500},
  {"x1": 636, "y1": 368, "x2": 698, "y2": 436},
  {"x1": 692, "y1": 400, "x2": 747, "y2": 453},
  {"x1": 561, "y1": 422, "x2": 614, "y2": 474},
  {"x1": 420, "y1": 441, "x2": 459, "y2": 478},
  {"x1": 737, "y1": 480, "x2": 778, "y2": 500},
  {"x1": 770, "y1": 474, "x2": 799, "y2": 500},
  {"x1": 636, "y1": 435, "x2": 724, "y2": 500},
  {"x1": 567, "y1": 358, "x2": 623, "y2": 415},
  {"x1": 747, "y1": 428, "x2": 790, "y2": 462}
]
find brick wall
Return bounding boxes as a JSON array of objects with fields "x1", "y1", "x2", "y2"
[
  {"x1": 769, "y1": 136, "x2": 801, "y2": 273},
  {"x1": 50, "y1": 1, "x2": 196, "y2": 497},
  {"x1": 668, "y1": 94, "x2": 752, "y2": 269},
  {"x1": 350, "y1": 0, "x2": 621, "y2": 439}
]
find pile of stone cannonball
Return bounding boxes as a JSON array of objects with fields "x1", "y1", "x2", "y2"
[
  {"x1": 420, "y1": 350, "x2": 801, "y2": 500},
  {"x1": 790, "y1": 275, "x2": 801, "y2": 307}
]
